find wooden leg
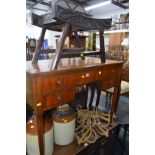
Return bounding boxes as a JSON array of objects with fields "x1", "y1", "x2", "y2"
[
  {"x1": 89, "y1": 86, "x2": 95, "y2": 110},
  {"x1": 83, "y1": 85, "x2": 88, "y2": 109},
  {"x1": 99, "y1": 30, "x2": 106, "y2": 63},
  {"x1": 74, "y1": 31, "x2": 82, "y2": 48},
  {"x1": 35, "y1": 103, "x2": 44, "y2": 155},
  {"x1": 32, "y1": 27, "x2": 46, "y2": 63},
  {"x1": 51, "y1": 23, "x2": 71, "y2": 70},
  {"x1": 109, "y1": 86, "x2": 120, "y2": 125},
  {"x1": 96, "y1": 89, "x2": 101, "y2": 108},
  {"x1": 105, "y1": 92, "x2": 108, "y2": 108},
  {"x1": 109, "y1": 93, "x2": 113, "y2": 105},
  {"x1": 114, "y1": 86, "x2": 121, "y2": 112}
]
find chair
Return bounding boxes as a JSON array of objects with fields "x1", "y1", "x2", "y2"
[
  {"x1": 105, "y1": 80, "x2": 129, "y2": 107},
  {"x1": 105, "y1": 49, "x2": 129, "y2": 106},
  {"x1": 104, "y1": 79, "x2": 129, "y2": 155},
  {"x1": 104, "y1": 64, "x2": 129, "y2": 155}
]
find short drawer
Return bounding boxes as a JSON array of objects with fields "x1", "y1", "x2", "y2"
[
  {"x1": 75, "y1": 70, "x2": 95, "y2": 85},
  {"x1": 42, "y1": 75, "x2": 74, "y2": 91},
  {"x1": 98, "y1": 76, "x2": 120, "y2": 90},
  {"x1": 95, "y1": 65, "x2": 121, "y2": 81},
  {"x1": 43, "y1": 88, "x2": 74, "y2": 110}
]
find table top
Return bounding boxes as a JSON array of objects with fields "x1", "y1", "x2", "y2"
[{"x1": 26, "y1": 57, "x2": 123, "y2": 76}]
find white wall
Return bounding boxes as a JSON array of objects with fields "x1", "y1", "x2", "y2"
[{"x1": 26, "y1": 24, "x2": 61, "y2": 48}]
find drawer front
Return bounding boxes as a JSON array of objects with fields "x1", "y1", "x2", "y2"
[
  {"x1": 75, "y1": 70, "x2": 95, "y2": 85},
  {"x1": 95, "y1": 65, "x2": 121, "y2": 81},
  {"x1": 99, "y1": 76, "x2": 120, "y2": 90},
  {"x1": 42, "y1": 75, "x2": 74, "y2": 91},
  {"x1": 43, "y1": 88, "x2": 74, "y2": 110}
]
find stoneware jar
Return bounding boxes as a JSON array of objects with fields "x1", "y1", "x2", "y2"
[
  {"x1": 26, "y1": 115, "x2": 54, "y2": 155},
  {"x1": 53, "y1": 104, "x2": 76, "y2": 145}
]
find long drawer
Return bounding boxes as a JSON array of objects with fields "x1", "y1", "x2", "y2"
[
  {"x1": 75, "y1": 69, "x2": 95, "y2": 85},
  {"x1": 41, "y1": 65, "x2": 121, "y2": 92},
  {"x1": 95, "y1": 65, "x2": 121, "y2": 81},
  {"x1": 42, "y1": 88, "x2": 74, "y2": 110},
  {"x1": 98, "y1": 76, "x2": 120, "y2": 90},
  {"x1": 41, "y1": 74, "x2": 75, "y2": 91}
]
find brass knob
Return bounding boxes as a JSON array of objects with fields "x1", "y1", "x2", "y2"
[
  {"x1": 81, "y1": 75, "x2": 85, "y2": 79},
  {"x1": 85, "y1": 73, "x2": 90, "y2": 77},
  {"x1": 36, "y1": 103, "x2": 42, "y2": 107},
  {"x1": 57, "y1": 80, "x2": 62, "y2": 85},
  {"x1": 57, "y1": 96, "x2": 62, "y2": 100},
  {"x1": 98, "y1": 71, "x2": 102, "y2": 75}
]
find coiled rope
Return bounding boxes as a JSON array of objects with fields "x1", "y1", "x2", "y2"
[{"x1": 75, "y1": 106, "x2": 116, "y2": 145}]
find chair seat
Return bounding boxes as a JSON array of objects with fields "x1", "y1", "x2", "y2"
[{"x1": 106, "y1": 81, "x2": 129, "y2": 94}]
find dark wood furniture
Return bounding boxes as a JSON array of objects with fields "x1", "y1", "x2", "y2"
[
  {"x1": 104, "y1": 55, "x2": 129, "y2": 106},
  {"x1": 26, "y1": 57, "x2": 123, "y2": 155},
  {"x1": 38, "y1": 49, "x2": 102, "y2": 58},
  {"x1": 104, "y1": 64, "x2": 129, "y2": 107},
  {"x1": 31, "y1": 0, "x2": 112, "y2": 68},
  {"x1": 26, "y1": 1, "x2": 123, "y2": 155}
]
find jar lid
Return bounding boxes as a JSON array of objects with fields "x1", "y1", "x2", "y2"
[
  {"x1": 57, "y1": 104, "x2": 70, "y2": 112},
  {"x1": 54, "y1": 104, "x2": 75, "y2": 123}
]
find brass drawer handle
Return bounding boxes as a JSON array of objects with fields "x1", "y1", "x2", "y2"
[
  {"x1": 98, "y1": 71, "x2": 102, "y2": 75},
  {"x1": 57, "y1": 96, "x2": 62, "y2": 101},
  {"x1": 36, "y1": 103, "x2": 42, "y2": 107},
  {"x1": 56, "y1": 80, "x2": 62, "y2": 85},
  {"x1": 85, "y1": 73, "x2": 90, "y2": 77},
  {"x1": 81, "y1": 75, "x2": 85, "y2": 79}
]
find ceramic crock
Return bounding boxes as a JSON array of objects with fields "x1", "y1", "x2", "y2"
[
  {"x1": 26, "y1": 115, "x2": 54, "y2": 155},
  {"x1": 53, "y1": 104, "x2": 76, "y2": 145}
]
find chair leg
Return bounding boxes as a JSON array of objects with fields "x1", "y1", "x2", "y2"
[
  {"x1": 105, "y1": 92, "x2": 112, "y2": 108},
  {"x1": 89, "y1": 86, "x2": 95, "y2": 110},
  {"x1": 96, "y1": 90, "x2": 101, "y2": 108},
  {"x1": 109, "y1": 93, "x2": 113, "y2": 105},
  {"x1": 83, "y1": 85, "x2": 88, "y2": 109},
  {"x1": 105, "y1": 92, "x2": 109, "y2": 108}
]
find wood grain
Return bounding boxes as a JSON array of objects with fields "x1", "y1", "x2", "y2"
[{"x1": 26, "y1": 57, "x2": 123, "y2": 155}]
